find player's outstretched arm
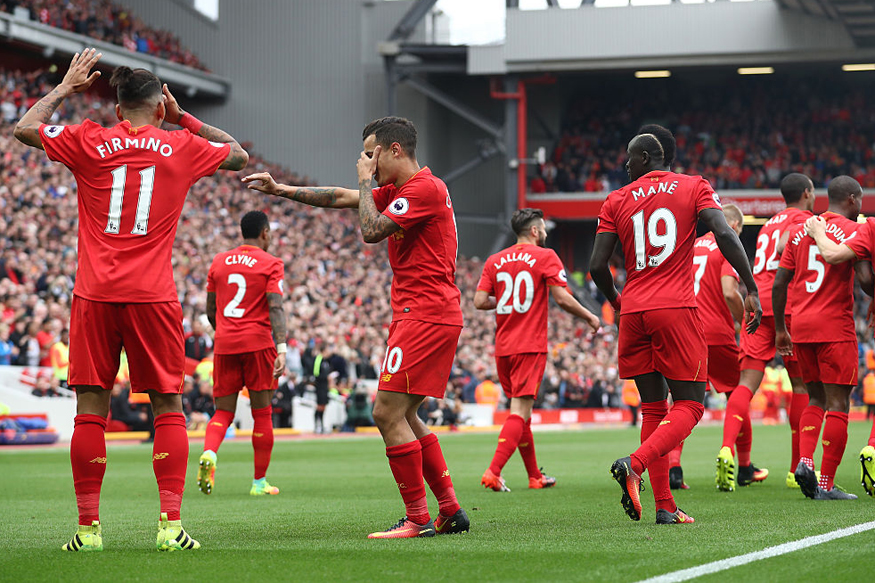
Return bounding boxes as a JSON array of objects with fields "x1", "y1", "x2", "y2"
[
  {"x1": 550, "y1": 286, "x2": 601, "y2": 333},
  {"x1": 242, "y1": 173, "x2": 360, "y2": 209},
  {"x1": 356, "y1": 147, "x2": 401, "y2": 243},
  {"x1": 473, "y1": 290, "x2": 497, "y2": 311},
  {"x1": 772, "y1": 266, "x2": 794, "y2": 356},
  {"x1": 699, "y1": 208, "x2": 761, "y2": 333},
  {"x1": 804, "y1": 216, "x2": 856, "y2": 264},
  {"x1": 205, "y1": 292, "x2": 218, "y2": 332},
  {"x1": 162, "y1": 84, "x2": 248, "y2": 171},
  {"x1": 721, "y1": 275, "x2": 744, "y2": 325},
  {"x1": 267, "y1": 293, "x2": 287, "y2": 378},
  {"x1": 589, "y1": 232, "x2": 621, "y2": 311},
  {"x1": 13, "y1": 48, "x2": 102, "y2": 150}
]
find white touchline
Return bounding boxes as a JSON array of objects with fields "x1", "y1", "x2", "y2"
[{"x1": 637, "y1": 521, "x2": 875, "y2": 583}]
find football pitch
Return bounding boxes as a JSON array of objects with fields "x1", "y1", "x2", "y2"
[{"x1": 2, "y1": 422, "x2": 872, "y2": 582}]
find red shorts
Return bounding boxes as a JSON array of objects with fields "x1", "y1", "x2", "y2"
[
  {"x1": 496, "y1": 352, "x2": 547, "y2": 399},
  {"x1": 618, "y1": 307, "x2": 707, "y2": 382},
  {"x1": 213, "y1": 347, "x2": 278, "y2": 398},
  {"x1": 794, "y1": 341, "x2": 858, "y2": 386},
  {"x1": 739, "y1": 315, "x2": 801, "y2": 377},
  {"x1": 378, "y1": 320, "x2": 461, "y2": 399},
  {"x1": 707, "y1": 343, "x2": 741, "y2": 393},
  {"x1": 68, "y1": 296, "x2": 184, "y2": 393}
]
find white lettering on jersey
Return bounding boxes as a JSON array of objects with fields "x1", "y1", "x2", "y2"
[
  {"x1": 631, "y1": 181, "x2": 679, "y2": 201},
  {"x1": 389, "y1": 197, "x2": 409, "y2": 216},
  {"x1": 224, "y1": 254, "x2": 258, "y2": 268},
  {"x1": 95, "y1": 137, "x2": 174, "y2": 159},
  {"x1": 493, "y1": 252, "x2": 537, "y2": 270}
]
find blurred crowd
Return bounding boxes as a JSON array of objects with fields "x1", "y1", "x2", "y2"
[
  {"x1": 0, "y1": 67, "x2": 620, "y2": 431},
  {"x1": 532, "y1": 76, "x2": 875, "y2": 194},
  {"x1": 0, "y1": 0, "x2": 210, "y2": 71}
]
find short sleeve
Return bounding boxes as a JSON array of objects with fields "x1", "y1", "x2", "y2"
[
  {"x1": 39, "y1": 123, "x2": 83, "y2": 168},
  {"x1": 266, "y1": 259, "x2": 284, "y2": 295},
  {"x1": 382, "y1": 179, "x2": 440, "y2": 231},
  {"x1": 372, "y1": 186, "x2": 391, "y2": 213},
  {"x1": 779, "y1": 226, "x2": 801, "y2": 271},
  {"x1": 719, "y1": 257, "x2": 739, "y2": 281},
  {"x1": 181, "y1": 131, "x2": 230, "y2": 181},
  {"x1": 596, "y1": 194, "x2": 617, "y2": 234},
  {"x1": 206, "y1": 258, "x2": 217, "y2": 293},
  {"x1": 477, "y1": 262, "x2": 494, "y2": 294},
  {"x1": 846, "y1": 219, "x2": 873, "y2": 261},
  {"x1": 543, "y1": 249, "x2": 568, "y2": 288},
  {"x1": 695, "y1": 177, "x2": 722, "y2": 214}
]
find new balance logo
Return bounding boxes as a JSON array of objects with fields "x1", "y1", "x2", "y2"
[
  {"x1": 519, "y1": 442, "x2": 529, "y2": 447},
  {"x1": 441, "y1": 470, "x2": 450, "y2": 478},
  {"x1": 381, "y1": 374, "x2": 393, "y2": 382},
  {"x1": 397, "y1": 482, "x2": 407, "y2": 489},
  {"x1": 89, "y1": 457, "x2": 107, "y2": 464},
  {"x1": 153, "y1": 453, "x2": 170, "y2": 460},
  {"x1": 659, "y1": 420, "x2": 671, "y2": 426},
  {"x1": 733, "y1": 415, "x2": 743, "y2": 422},
  {"x1": 254, "y1": 432, "x2": 263, "y2": 437},
  {"x1": 802, "y1": 425, "x2": 816, "y2": 432},
  {"x1": 498, "y1": 438, "x2": 506, "y2": 443},
  {"x1": 822, "y1": 440, "x2": 831, "y2": 447},
  {"x1": 209, "y1": 422, "x2": 224, "y2": 427}
]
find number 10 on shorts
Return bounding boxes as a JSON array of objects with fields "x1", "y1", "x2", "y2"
[{"x1": 382, "y1": 346, "x2": 404, "y2": 375}]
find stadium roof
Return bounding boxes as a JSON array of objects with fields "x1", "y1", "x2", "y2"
[{"x1": 776, "y1": 0, "x2": 875, "y2": 47}]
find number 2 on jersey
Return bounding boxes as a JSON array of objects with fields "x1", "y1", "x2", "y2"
[
  {"x1": 631, "y1": 208, "x2": 677, "y2": 270},
  {"x1": 496, "y1": 271, "x2": 534, "y2": 314},
  {"x1": 223, "y1": 273, "x2": 247, "y2": 318},
  {"x1": 105, "y1": 165, "x2": 155, "y2": 235},
  {"x1": 753, "y1": 230, "x2": 781, "y2": 274}
]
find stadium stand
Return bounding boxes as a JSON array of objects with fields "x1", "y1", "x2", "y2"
[
  {"x1": 535, "y1": 74, "x2": 875, "y2": 194},
  {"x1": 0, "y1": 0, "x2": 210, "y2": 71}
]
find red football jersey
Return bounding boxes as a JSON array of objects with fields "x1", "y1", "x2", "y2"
[
  {"x1": 693, "y1": 233, "x2": 738, "y2": 346},
  {"x1": 207, "y1": 245, "x2": 284, "y2": 355},
  {"x1": 477, "y1": 244, "x2": 567, "y2": 357},
  {"x1": 372, "y1": 167, "x2": 463, "y2": 326},
  {"x1": 779, "y1": 213, "x2": 858, "y2": 343},
  {"x1": 751, "y1": 207, "x2": 813, "y2": 316},
  {"x1": 846, "y1": 217, "x2": 875, "y2": 261},
  {"x1": 40, "y1": 119, "x2": 229, "y2": 303},
  {"x1": 596, "y1": 171, "x2": 722, "y2": 314}
]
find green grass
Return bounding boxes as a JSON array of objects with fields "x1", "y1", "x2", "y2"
[{"x1": 1, "y1": 422, "x2": 873, "y2": 582}]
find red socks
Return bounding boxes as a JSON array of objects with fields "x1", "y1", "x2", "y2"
[
  {"x1": 819, "y1": 412, "x2": 849, "y2": 490},
  {"x1": 419, "y1": 433, "x2": 460, "y2": 517},
  {"x1": 789, "y1": 393, "x2": 809, "y2": 470},
  {"x1": 386, "y1": 440, "x2": 429, "y2": 525},
  {"x1": 634, "y1": 401, "x2": 673, "y2": 511},
  {"x1": 798, "y1": 405, "x2": 826, "y2": 467},
  {"x1": 722, "y1": 386, "x2": 753, "y2": 450},
  {"x1": 736, "y1": 412, "x2": 752, "y2": 467},
  {"x1": 519, "y1": 419, "x2": 541, "y2": 479},
  {"x1": 489, "y1": 414, "x2": 525, "y2": 476},
  {"x1": 631, "y1": 400, "x2": 704, "y2": 476},
  {"x1": 152, "y1": 413, "x2": 188, "y2": 521},
  {"x1": 251, "y1": 406, "x2": 274, "y2": 480},
  {"x1": 70, "y1": 414, "x2": 108, "y2": 525},
  {"x1": 203, "y1": 408, "x2": 234, "y2": 454}
]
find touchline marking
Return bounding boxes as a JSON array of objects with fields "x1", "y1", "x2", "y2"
[{"x1": 638, "y1": 521, "x2": 875, "y2": 583}]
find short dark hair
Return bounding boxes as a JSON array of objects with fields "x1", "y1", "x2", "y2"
[
  {"x1": 362, "y1": 116, "x2": 417, "y2": 157},
  {"x1": 827, "y1": 175, "x2": 862, "y2": 204},
  {"x1": 511, "y1": 208, "x2": 544, "y2": 236},
  {"x1": 779, "y1": 173, "x2": 812, "y2": 204},
  {"x1": 637, "y1": 124, "x2": 676, "y2": 166},
  {"x1": 630, "y1": 133, "x2": 665, "y2": 162},
  {"x1": 109, "y1": 66, "x2": 161, "y2": 107},
  {"x1": 240, "y1": 210, "x2": 269, "y2": 240}
]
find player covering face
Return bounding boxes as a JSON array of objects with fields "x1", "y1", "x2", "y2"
[
  {"x1": 590, "y1": 128, "x2": 761, "y2": 525},
  {"x1": 243, "y1": 116, "x2": 469, "y2": 539},
  {"x1": 13, "y1": 50, "x2": 248, "y2": 552},
  {"x1": 474, "y1": 209, "x2": 600, "y2": 492}
]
